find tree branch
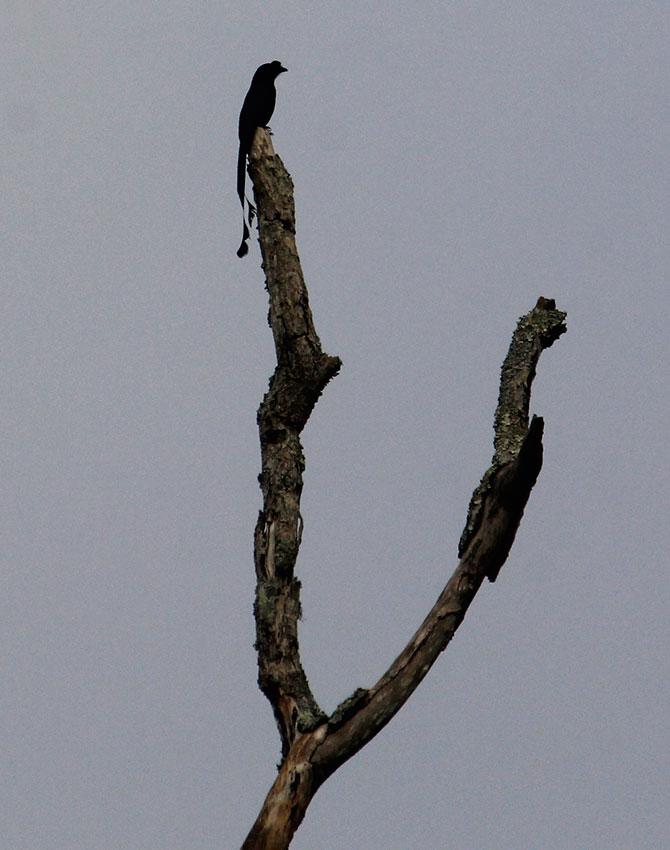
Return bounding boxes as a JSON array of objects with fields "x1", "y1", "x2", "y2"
[
  {"x1": 250, "y1": 129, "x2": 340, "y2": 759},
  {"x1": 313, "y1": 298, "x2": 566, "y2": 773},
  {"x1": 242, "y1": 130, "x2": 566, "y2": 849},
  {"x1": 459, "y1": 296, "x2": 567, "y2": 577}
]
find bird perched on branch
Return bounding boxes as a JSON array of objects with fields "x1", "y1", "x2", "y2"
[{"x1": 236, "y1": 60, "x2": 287, "y2": 258}]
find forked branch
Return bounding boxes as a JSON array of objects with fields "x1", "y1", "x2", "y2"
[{"x1": 242, "y1": 130, "x2": 566, "y2": 850}]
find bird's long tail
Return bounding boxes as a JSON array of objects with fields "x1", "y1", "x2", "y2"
[
  {"x1": 237, "y1": 140, "x2": 259, "y2": 258},
  {"x1": 236, "y1": 144, "x2": 250, "y2": 257}
]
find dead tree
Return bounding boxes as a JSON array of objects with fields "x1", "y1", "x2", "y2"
[{"x1": 241, "y1": 129, "x2": 567, "y2": 850}]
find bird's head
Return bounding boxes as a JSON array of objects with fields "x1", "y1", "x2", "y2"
[{"x1": 266, "y1": 60, "x2": 287, "y2": 78}]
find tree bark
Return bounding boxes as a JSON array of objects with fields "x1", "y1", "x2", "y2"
[{"x1": 241, "y1": 129, "x2": 567, "y2": 849}]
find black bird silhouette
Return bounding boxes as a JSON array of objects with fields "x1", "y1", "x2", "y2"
[{"x1": 236, "y1": 60, "x2": 287, "y2": 258}]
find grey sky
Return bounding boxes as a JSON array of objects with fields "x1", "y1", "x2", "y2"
[{"x1": 2, "y1": 2, "x2": 668, "y2": 848}]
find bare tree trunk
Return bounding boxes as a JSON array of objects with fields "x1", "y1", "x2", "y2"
[{"x1": 241, "y1": 129, "x2": 567, "y2": 850}]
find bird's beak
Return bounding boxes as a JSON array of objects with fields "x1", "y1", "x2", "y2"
[{"x1": 279, "y1": 65, "x2": 288, "y2": 73}]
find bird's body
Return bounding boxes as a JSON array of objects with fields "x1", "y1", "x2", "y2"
[{"x1": 236, "y1": 61, "x2": 287, "y2": 257}]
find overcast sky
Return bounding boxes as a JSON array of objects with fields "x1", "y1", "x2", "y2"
[{"x1": 2, "y1": 2, "x2": 668, "y2": 848}]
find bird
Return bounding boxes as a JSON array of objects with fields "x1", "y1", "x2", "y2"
[{"x1": 236, "y1": 60, "x2": 287, "y2": 258}]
